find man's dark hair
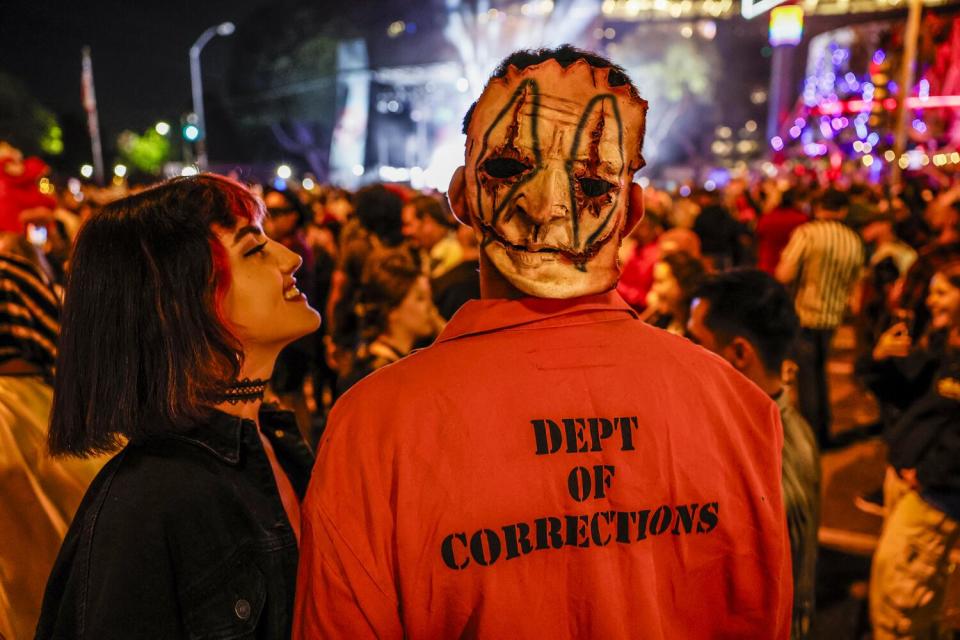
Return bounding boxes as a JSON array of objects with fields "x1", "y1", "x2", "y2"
[
  {"x1": 462, "y1": 44, "x2": 639, "y2": 134},
  {"x1": 816, "y1": 188, "x2": 850, "y2": 212},
  {"x1": 49, "y1": 174, "x2": 259, "y2": 456},
  {"x1": 692, "y1": 269, "x2": 799, "y2": 374},
  {"x1": 354, "y1": 184, "x2": 404, "y2": 247},
  {"x1": 780, "y1": 188, "x2": 799, "y2": 209},
  {"x1": 408, "y1": 194, "x2": 457, "y2": 230}
]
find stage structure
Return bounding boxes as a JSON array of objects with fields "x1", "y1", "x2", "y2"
[
  {"x1": 329, "y1": 40, "x2": 371, "y2": 188},
  {"x1": 341, "y1": 0, "x2": 736, "y2": 187},
  {"x1": 325, "y1": 0, "x2": 957, "y2": 188},
  {"x1": 772, "y1": 11, "x2": 960, "y2": 178}
]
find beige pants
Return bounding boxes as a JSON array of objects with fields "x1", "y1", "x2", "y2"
[{"x1": 870, "y1": 467, "x2": 960, "y2": 639}]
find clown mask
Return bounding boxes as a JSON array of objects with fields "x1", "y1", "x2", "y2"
[{"x1": 451, "y1": 58, "x2": 648, "y2": 298}]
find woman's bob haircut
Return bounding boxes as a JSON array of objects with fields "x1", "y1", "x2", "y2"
[{"x1": 49, "y1": 174, "x2": 263, "y2": 457}]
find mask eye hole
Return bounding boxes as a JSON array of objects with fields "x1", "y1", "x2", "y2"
[
  {"x1": 578, "y1": 177, "x2": 615, "y2": 197},
  {"x1": 482, "y1": 157, "x2": 531, "y2": 179}
]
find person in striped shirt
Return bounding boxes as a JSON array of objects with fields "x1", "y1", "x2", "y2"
[{"x1": 776, "y1": 188, "x2": 865, "y2": 448}]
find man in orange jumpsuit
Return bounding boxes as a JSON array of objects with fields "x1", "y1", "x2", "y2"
[{"x1": 295, "y1": 45, "x2": 792, "y2": 639}]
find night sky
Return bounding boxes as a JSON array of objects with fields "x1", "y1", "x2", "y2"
[{"x1": 0, "y1": 0, "x2": 265, "y2": 150}]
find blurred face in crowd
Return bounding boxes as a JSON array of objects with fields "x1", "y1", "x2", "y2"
[
  {"x1": 658, "y1": 229, "x2": 700, "y2": 259},
  {"x1": 215, "y1": 221, "x2": 321, "y2": 356},
  {"x1": 686, "y1": 298, "x2": 722, "y2": 352},
  {"x1": 402, "y1": 206, "x2": 448, "y2": 252},
  {"x1": 925, "y1": 202, "x2": 959, "y2": 234},
  {"x1": 452, "y1": 58, "x2": 647, "y2": 298},
  {"x1": 727, "y1": 178, "x2": 746, "y2": 199},
  {"x1": 263, "y1": 191, "x2": 299, "y2": 241},
  {"x1": 693, "y1": 191, "x2": 714, "y2": 208},
  {"x1": 860, "y1": 220, "x2": 892, "y2": 245},
  {"x1": 417, "y1": 217, "x2": 448, "y2": 252},
  {"x1": 0, "y1": 142, "x2": 24, "y2": 175},
  {"x1": 390, "y1": 275, "x2": 435, "y2": 340},
  {"x1": 401, "y1": 204, "x2": 423, "y2": 249},
  {"x1": 630, "y1": 214, "x2": 661, "y2": 246},
  {"x1": 926, "y1": 272, "x2": 960, "y2": 330},
  {"x1": 651, "y1": 261, "x2": 681, "y2": 314},
  {"x1": 327, "y1": 193, "x2": 353, "y2": 222}
]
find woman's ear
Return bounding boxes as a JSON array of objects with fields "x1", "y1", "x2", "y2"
[{"x1": 447, "y1": 167, "x2": 471, "y2": 226}]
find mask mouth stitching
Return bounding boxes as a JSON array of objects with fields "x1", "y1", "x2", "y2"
[{"x1": 476, "y1": 216, "x2": 614, "y2": 263}]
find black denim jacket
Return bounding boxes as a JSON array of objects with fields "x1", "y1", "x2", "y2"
[
  {"x1": 36, "y1": 406, "x2": 314, "y2": 640},
  {"x1": 858, "y1": 334, "x2": 960, "y2": 490}
]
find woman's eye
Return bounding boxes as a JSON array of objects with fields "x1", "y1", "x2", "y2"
[
  {"x1": 482, "y1": 157, "x2": 531, "y2": 179},
  {"x1": 578, "y1": 177, "x2": 615, "y2": 197},
  {"x1": 243, "y1": 241, "x2": 268, "y2": 258}
]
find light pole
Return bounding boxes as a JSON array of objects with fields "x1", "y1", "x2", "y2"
[
  {"x1": 765, "y1": 6, "x2": 804, "y2": 147},
  {"x1": 190, "y1": 21, "x2": 235, "y2": 171},
  {"x1": 891, "y1": 0, "x2": 923, "y2": 186}
]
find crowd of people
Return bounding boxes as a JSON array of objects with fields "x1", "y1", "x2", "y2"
[
  {"x1": 615, "y1": 167, "x2": 960, "y2": 638},
  {"x1": 0, "y1": 44, "x2": 958, "y2": 640}
]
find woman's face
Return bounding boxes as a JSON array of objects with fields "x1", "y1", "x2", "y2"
[
  {"x1": 216, "y1": 221, "x2": 321, "y2": 354},
  {"x1": 926, "y1": 273, "x2": 960, "y2": 330},
  {"x1": 263, "y1": 191, "x2": 299, "y2": 241},
  {"x1": 327, "y1": 196, "x2": 352, "y2": 222},
  {"x1": 389, "y1": 276, "x2": 435, "y2": 340},
  {"x1": 400, "y1": 204, "x2": 423, "y2": 250},
  {"x1": 651, "y1": 261, "x2": 681, "y2": 314}
]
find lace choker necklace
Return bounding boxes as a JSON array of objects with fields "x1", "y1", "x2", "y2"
[{"x1": 219, "y1": 377, "x2": 268, "y2": 405}]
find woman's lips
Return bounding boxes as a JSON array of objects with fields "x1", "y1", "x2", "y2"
[{"x1": 283, "y1": 279, "x2": 305, "y2": 301}]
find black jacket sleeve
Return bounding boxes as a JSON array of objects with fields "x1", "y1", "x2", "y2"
[
  {"x1": 36, "y1": 456, "x2": 184, "y2": 639},
  {"x1": 855, "y1": 348, "x2": 939, "y2": 412}
]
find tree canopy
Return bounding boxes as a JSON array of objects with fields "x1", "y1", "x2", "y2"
[{"x1": 0, "y1": 71, "x2": 62, "y2": 158}]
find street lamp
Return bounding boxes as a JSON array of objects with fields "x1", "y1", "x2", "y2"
[{"x1": 189, "y1": 21, "x2": 235, "y2": 171}]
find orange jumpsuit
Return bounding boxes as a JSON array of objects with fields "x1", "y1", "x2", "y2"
[{"x1": 295, "y1": 291, "x2": 792, "y2": 639}]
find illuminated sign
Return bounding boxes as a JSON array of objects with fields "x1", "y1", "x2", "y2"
[
  {"x1": 769, "y1": 5, "x2": 804, "y2": 46},
  {"x1": 812, "y1": 95, "x2": 960, "y2": 116}
]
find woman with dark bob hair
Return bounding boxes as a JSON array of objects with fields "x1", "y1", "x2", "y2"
[
  {"x1": 337, "y1": 248, "x2": 442, "y2": 393},
  {"x1": 36, "y1": 174, "x2": 320, "y2": 639},
  {"x1": 643, "y1": 250, "x2": 707, "y2": 336}
]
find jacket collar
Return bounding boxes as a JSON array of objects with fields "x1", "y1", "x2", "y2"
[
  {"x1": 165, "y1": 405, "x2": 300, "y2": 465},
  {"x1": 437, "y1": 289, "x2": 638, "y2": 344}
]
